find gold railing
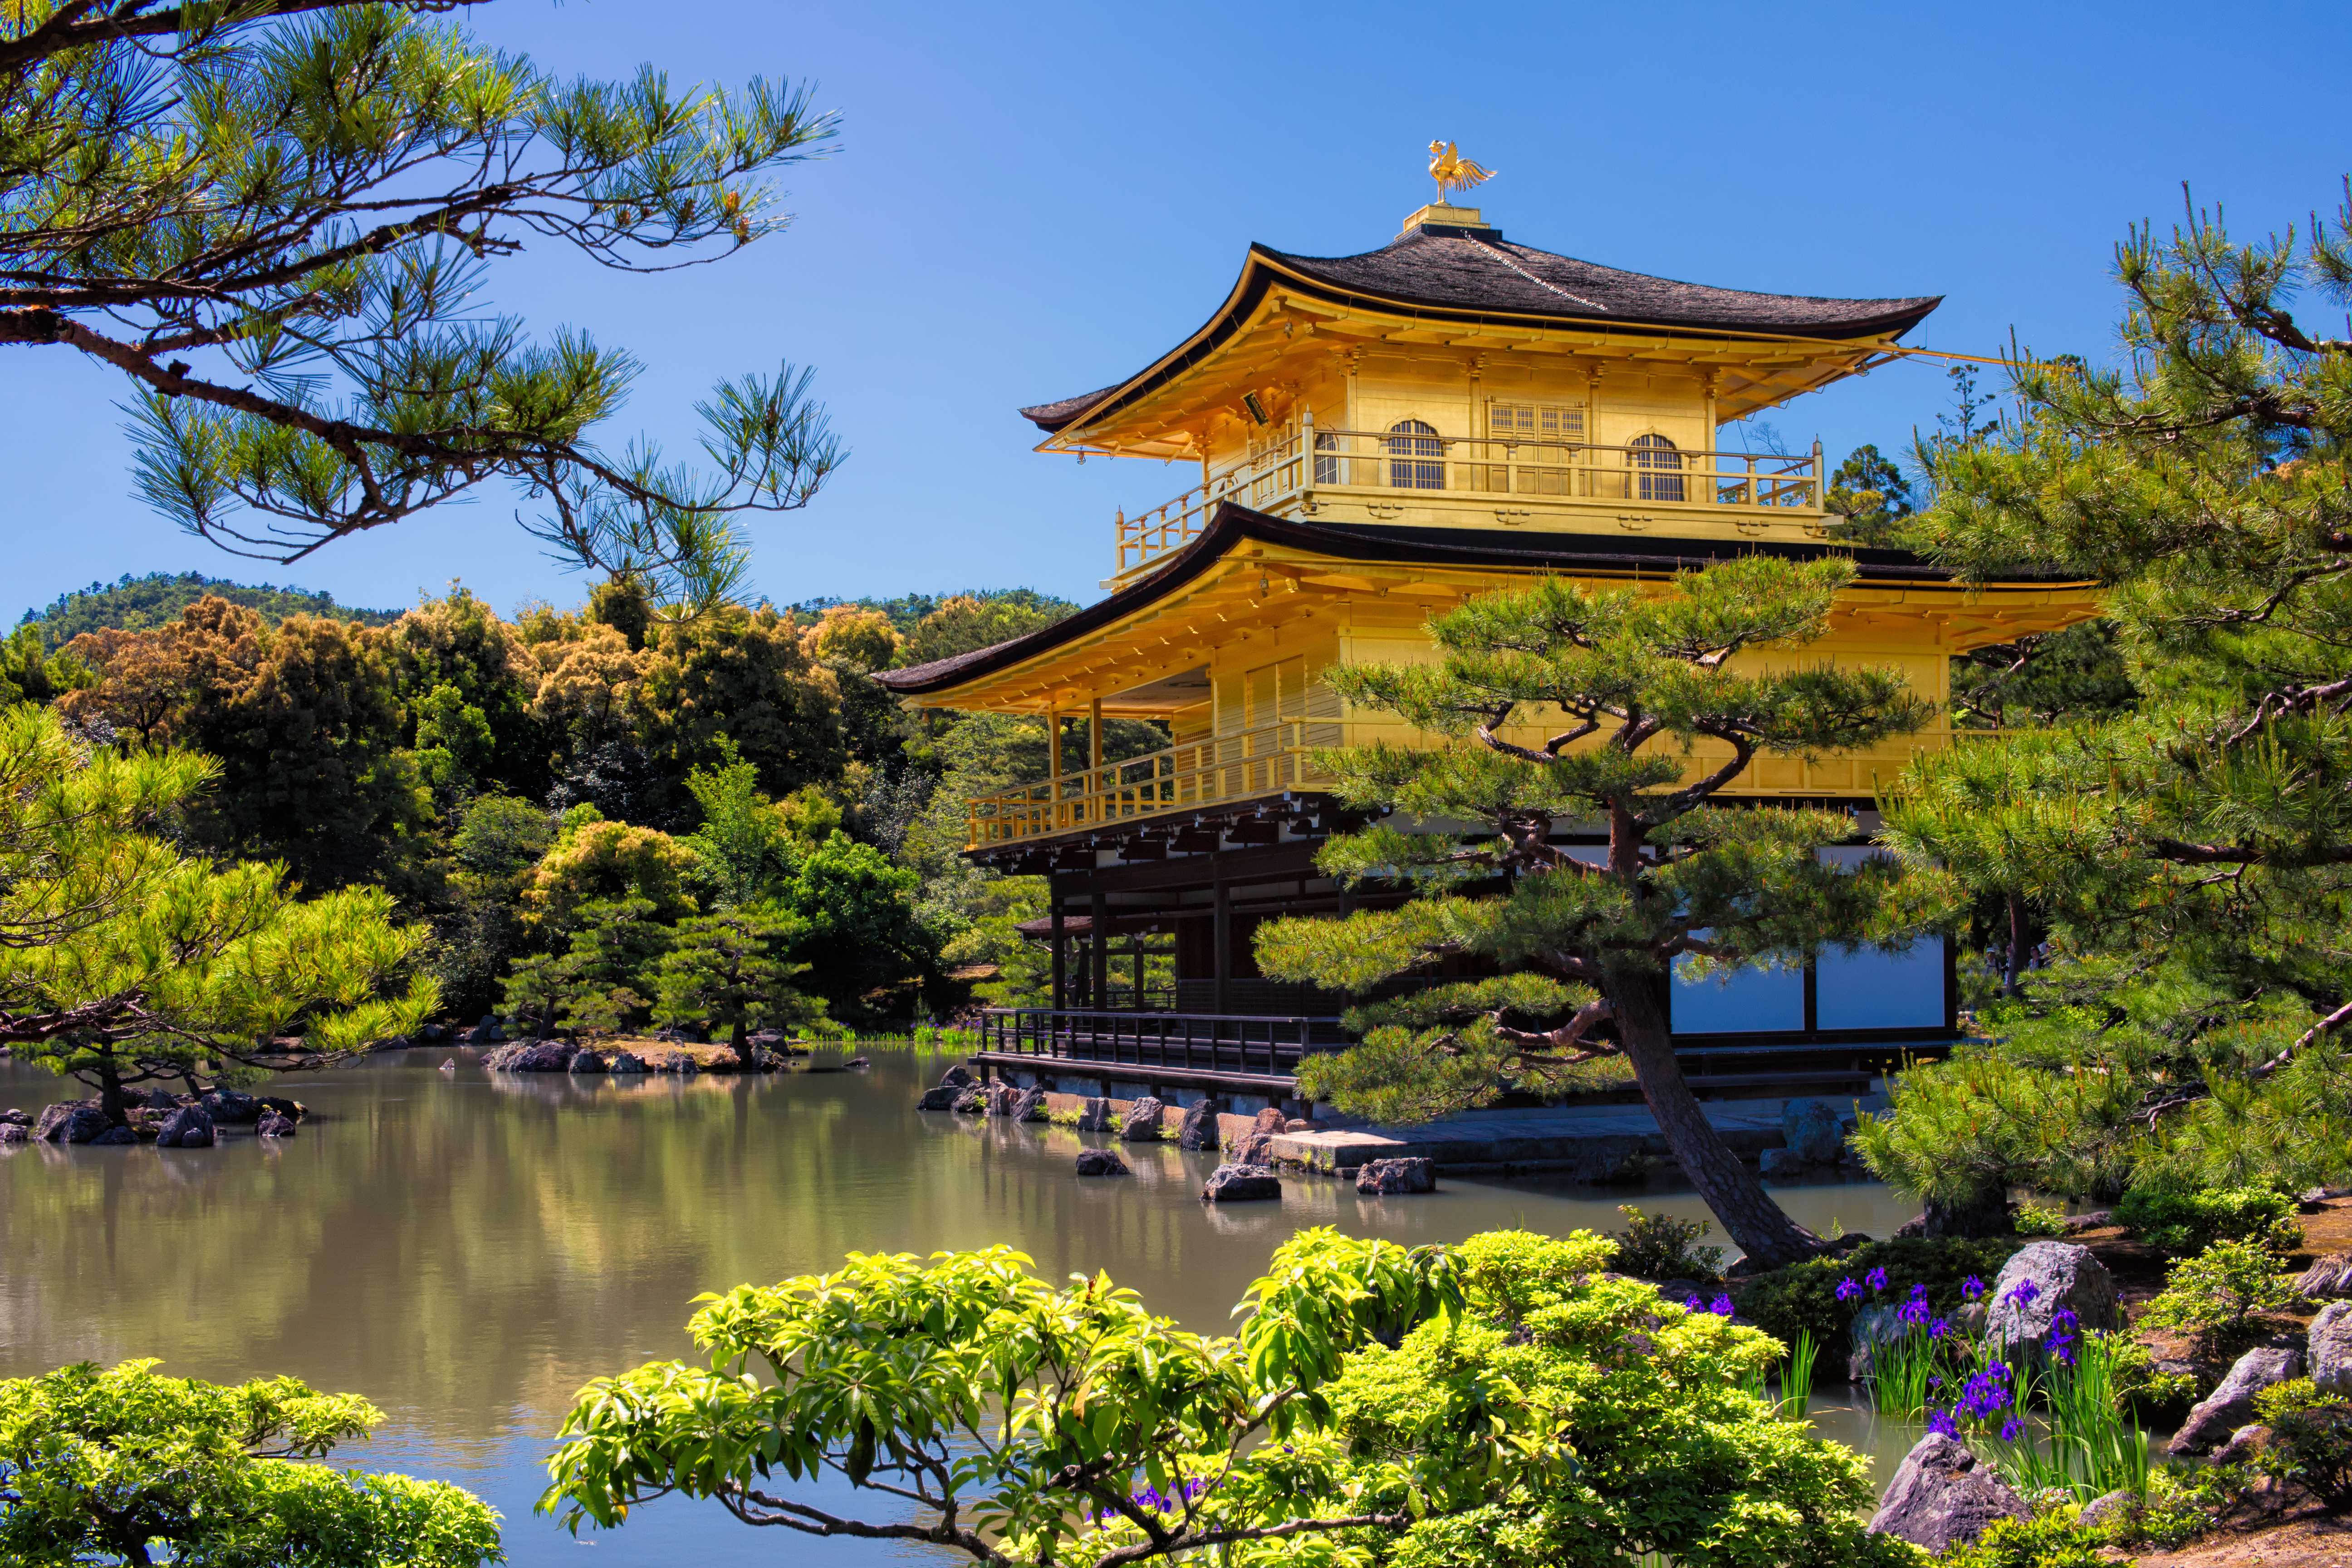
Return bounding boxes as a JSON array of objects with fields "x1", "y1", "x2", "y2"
[
  {"x1": 966, "y1": 720, "x2": 1329, "y2": 849},
  {"x1": 1113, "y1": 425, "x2": 1824, "y2": 578},
  {"x1": 965, "y1": 720, "x2": 1988, "y2": 849}
]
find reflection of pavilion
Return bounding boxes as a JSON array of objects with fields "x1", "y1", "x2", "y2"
[{"x1": 879, "y1": 196, "x2": 2100, "y2": 1107}]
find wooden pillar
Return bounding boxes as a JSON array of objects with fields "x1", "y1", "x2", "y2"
[
  {"x1": 1089, "y1": 697, "x2": 1104, "y2": 809},
  {"x1": 1211, "y1": 870, "x2": 1231, "y2": 1014},
  {"x1": 1089, "y1": 892, "x2": 1110, "y2": 1011},
  {"x1": 1132, "y1": 940, "x2": 1146, "y2": 1009},
  {"x1": 1049, "y1": 892, "x2": 1065, "y2": 1011}
]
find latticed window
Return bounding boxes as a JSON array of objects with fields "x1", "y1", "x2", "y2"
[
  {"x1": 1629, "y1": 433, "x2": 1685, "y2": 502},
  {"x1": 1385, "y1": 418, "x2": 1444, "y2": 490},
  {"x1": 1491, "y1": 402, "x2": 1583, "y2": 494},
  {"x1": 1491, "y1": 402, "x2": 1583, "y2": 441},
  {"x1": 1313, "y1": 430, "x2": 1338, "y2": 485}
]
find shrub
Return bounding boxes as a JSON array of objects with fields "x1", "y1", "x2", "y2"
[
  {"x1": 1607, "y1": 1205, "x2": 1725, "y2": 1281},
  {"x1": 2114, "y1": 1184, "x2": 2301, "y2": 1259},
  {"x1": 2137, "y1": 1240, "x2": 2307, "y2": 1362},
  {"x1": 2107, "y1": 1337, "x2": 2201, "y2": 1420},
  {"x1": 1732, "y1": 1237, "x2": 2022, "y2": 1353},
  {"x1": 2090, "y1": 1462, "x2": 2248, "y2": 1549},
  {"x1": 2012, "y1": 1202, "x2": 2071, "y2": 1237},
  {"x1": 1936, "y1": 1513, "x2": 2108, "y2": 1568},
  {"x1": 2254, "y1": 1378, "x2": 2352, "y2": 1510}
]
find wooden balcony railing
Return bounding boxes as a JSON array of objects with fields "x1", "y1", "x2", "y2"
[
  {"x1": 1113, "y1": 421, "x2": 1826, "y2": 578},
  {"x1": 966, "y1": 720, "x2": 1331, "y2": 849}
]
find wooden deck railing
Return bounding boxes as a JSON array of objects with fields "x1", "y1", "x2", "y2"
[
  {"x1": 976, "y1": 1008, "x2": 1337, "y2": 1081},
  {"x1": 1114, "y1": 421, "x2": 1827, "y2": 577},
  {"x1": 965, "y1": 720, "x2": 1331, "y2": 848}
]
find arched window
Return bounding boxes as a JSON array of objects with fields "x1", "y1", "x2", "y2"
[
  {"x1": 1385, "y1": 418, "x2": 1444, "y2": 490},
  {"x1": 1628, "y1": 432, "x2": 1684, "y2": 502}
]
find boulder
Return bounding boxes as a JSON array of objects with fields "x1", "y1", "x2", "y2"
[
  {"x1": 1074, "y1": 1097, "x2": 1117, "y2": 1132},
  {"x1": 1176, "y1": 1098, "x2": 1225, "y2": 1150},
  {"x1": 2075, "y1": 1489, "x2": 2140, "y2": 1533},
  {"x1": 0, "y1": 1107, "x2": 29, "y2": 1126},
  {"x1": 915, "y1": 1085, "x2": 960, "y2": 1111},
  {"x1": 846, "y1": 1056, "x2": 871, "y2": 1069},
  {"x1": 89, "y1": 1123, "x2": 137, "y2": 1145},
  {"x1": 1865, "y1": 1433, "x2": 2030, "y2": 1552},
  {"x1": 2310, "y1": 1300, "x2": 2352, "y2": 1394},
  {"x1": 608, "y1": 1052, "x2": 647, "y2": 1074},
  {"x1": 1120, "y1": 1097, "x2": 1166, "y2": 1142},
  {"x1": 568, "y1": 1051, "x2": 605, "y2": 1074},
  {"x1": 0, "y1": 1123, "x2": 27, "y2": 1144},
  {"x1": 1355, "y1": 1157, "x2": 1435, "y2": 1195},
  {"x1": 1009, "y1": 1087, "x2": 1047, "y2": 1122},
  {"x1": 143, "y1": 1088, "x2": 182, "y2": 1109},
  {"x1": 1984, "y1": 1242, "x2": 2120, "y2": 1358},
  {"x1": 257, "y1": 1095, "x2": 304, "y2": 1121},
  {"x1": 940, "y1": 1064, "x2": 976, "y2": 1090},
  {"x1": 2212, "y1": 1424, "x2": 2275, "y2": 1467},
  {"x1": 987, "y1": 1082, "x2": 1022, "y2": 1117},
  {"x1": 1230, "y1": 1105, "x2": 1286, "y2": 1164},
  {"x1": 483, "y1": 1041, "x2": 575, "y2": 1072},
  {"x1": 1780, "y1": 1098, "x2": 1845, "y2": 1165},
  {"x1": 35, "y1": 1102, "x2": 111, "y2": 1143},
  {"x1": 201, "y1": 1088, "x2": 262, "y2": 1124},
  {"x1": 1202, "y1": 1163, "x2": 1282, "y2": 1203},
  {"x1": 155, "y1": 1106, "x2": 215, "y2": 1148},
  {"x1": 1074, "y1": 1148, "x2": 1131, "y2": 1177},
  {"x1": 2298, "y1": 1252, "x2": 2352, "y2": 1301},
  {"x1": 2169, "y1": 1345, "x2": 2304, "y2": 1455},
  {"x1": 1759, "y1": 1148, "x2": 1816, "y2": 1178},
  {"x1": 1846, "y1": 1303, "x2": 1916, "y2": 1382},
  {"x1": 255, "y1": 1110, "x2": 298, "y2": 1138},
  {"x1": 438, "y1": 1058, "x2": 458, "y2": 1073},
  {"x1": 1283, "y1": 1118, "x2": 1310, "y2": 1133},
  {"x1": 953, "y1": 1085, "x2": 989, "y2": 1113}
]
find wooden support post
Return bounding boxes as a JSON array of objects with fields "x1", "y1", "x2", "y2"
[
  {"x1": 1050, "y1": 891, "x2": 1065, "y2": 1012},
  {"x1": 1089, "y1": 892, "x2": 1110, "y2": 1011},
  {"x1": 1089, "y1": 697, "x2": 1104, "y2": 822},
  {"x1": 1131, "y1": 939, "x2": 1146, "y2": 1009},
  {"x1": 1212, "y1": 871, "x2": 1231, "y2": 1015}
]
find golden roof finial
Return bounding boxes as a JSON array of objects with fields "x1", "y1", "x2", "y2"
[{"x1": 1426, "y1": 140, "x2": 1495, "y2": 204}]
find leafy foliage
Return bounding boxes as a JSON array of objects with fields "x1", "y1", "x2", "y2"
[
  {"x1": 1933, "y1": 1513, "x2": 2107, "y2": 1568},
  {"x1": 541, "y1": 1228, "x2": 1913, "y2": 1568},
  {"x1": 1607, "y1": 1205, "x2": 1725, "y2": 1282},
  {"x1": 2136, "y1": 1240, "x2": 2308, "y2": 1362},
  {"x1": 0, "y1": 1359, "x2": 500, "y2": 1567},
  {"x1": 1728, "y1": 1237, "x2": 2023, "y2": 1355},
  {"x1": 2112, "y1": 1183, "x2": 2301, "y2": 1259},
  {"x1": 2254, "y1": 1378, "x2": 2352, "y2": 1509},
  {"x1": 652, "y1": 906, "x2": 823, "y2": 1060},
  {"x1": 20, "y1": 571, "x2": 399, "y2": 650}
]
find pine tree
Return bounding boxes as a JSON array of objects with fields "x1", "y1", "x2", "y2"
[
  {"x1": 1255, "y1": 556, "x2": 1936, "y2": 1268},
  {"x1": 557, "y1": 897, "x2": 672, "y2": 1038},
  {"x1": 1862, "y1": 181, "x2": 2352, "y2": 1213},
  {"x1": 652, "y1": 907, "x2": 822, "y2": 1066}
]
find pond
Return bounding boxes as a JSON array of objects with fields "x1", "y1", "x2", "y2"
[{"x1": 0, "y1": 1048, "x2": 1939, "y2": 1565}]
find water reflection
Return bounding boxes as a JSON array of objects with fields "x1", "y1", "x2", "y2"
[{"x1": 0, "y1": 1050, "x2": 1926, "y2": 1565}]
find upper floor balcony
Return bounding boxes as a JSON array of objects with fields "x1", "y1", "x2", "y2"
[{"x1": 1108, "y1": 416, "x2": 1827, "y2": 586}]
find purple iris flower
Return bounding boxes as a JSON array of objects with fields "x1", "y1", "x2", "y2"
[
  {"x1": 1686, "y1": 1294, "x2": 1705, "y2": 1313},
  {"x1": 1898, "y1": 1295, "x2": 1931, "y2": 1327},
  {"x1": 2051, "y1": 1337, "x2": 2078, "y2": 1367},
  {"x1": 1961, "y1": 1275, "x2": 1986, "y2": 1301},
  {"x1": 1835, "y1": 1276, "x2": 1861, "y2": 1303},
  {"x1": 1710, "y1": 1294, "x2": 1735, "y2": 1318},
  {"x1": 2005, "y1": 1278, "x2": 2041, "y2": 1308},
  {"x1": 1864, "y1": 1266, "x2": 1890, "y2": 1293},
  {"x1": 2052, "y1": 1307, "x2": 2078, "y2": 1332},
  {"x1": 1928, "y1": 1406, "x2": 1960, "y2": 1439},
  {"x1": 1930, "y1": 1317, "x2": 1952, "y2": 1340},
  {"x1": 2001, "y1": 1417, "x2": 2025, "y2": 1443},
  {"x1": 1987, "y1": 1360, "x2": 2013, "y2": 1384}
]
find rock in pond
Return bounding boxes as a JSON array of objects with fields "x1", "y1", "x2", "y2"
[
  {"x1": 1847, "y1": 1303, "x2": 1911, "y2": 1382},
  {"x1": 1866, "y1": 1433, "x2": 2029, "y2": 1552},
  {"x1": 482, "y1": 1041, "x2": 575, "y2": 1072},
  {"x1": 608, "y1": 1052, "x2": 647, "y2": 1074},
  {"x1": 568, "y1": 1050, "x2": 605, "y2": 1074},
  {"x1": 952, "y1": 1085, "x2": 989, "y2": 1113},
  {"x1": 1074, "y1": 1148, "x2": 1131, "y2": 1177},
  {"x1": 2310, "y1": 1300, "x2": 2352, "y2": 1394},
  {"x1": 0, "y1": 1123, "x2": 27, "y2": 1144},
  {"x1": 1176, "y1": 1097, "x2": 1224, "y2": 1150},
  {"x1": 155, "y1": 1106, "x2": 215, "y2": 1148},
  {"x1": 201, "y1": 1088, "x2": 262, "y2": 1124},
  {"x1": 2170, "y1": 1344, "x2": 2303, "y2": 1455},
  {"x1": 255, "y1": 1110, "x2": 298, "y2": 1138},
  {"x1": 1984, "y1": 1242, "x2": 2120, "y2": 1357},
  {"x1": 1780, "y1": 1098, "x2": 1846, "y2": 1165},
  {"x1": 1230, "y1": 1106, "x2": 1285, "y2": 1164},
  {"x1": 1008, "y1": 1086, "x2": 1047, "y2": 1122},
  {"x1": 438, "y1": 1058, "x2": 458, "y2": 1073},
  {"x1": 89, "y1": 1123, "x2": 138, "y2": 1145},
  {"x1": 0, "y1": 1107, "x2": 28, "y2": 1127},
  {"x1": 2299, "y1": 1252, "x2": 2352, "y2": 1301},
  {"x1": 939, "y1": 1064, "x2": 975, "y2": 1090},
  {"x1": 1355, "y1": 1157, "x2": 1435, "y2": 1195},
  {"x1": 1120, "y1": 1096, "x2": 1166, "y2": 1142},
  {"x1": 1201, "y1": 1163, "x2": 1282, "y2": 1203},
  {"x1": 914, "y1": 1085, "x2": 960, "y2": 1111},
  {"x1": 35, "y1": 1101, "x2": 111, "y2": 1143},
  {"x1": 1074, "y1": 1097, "x2": 1117, "y2": 1132}
]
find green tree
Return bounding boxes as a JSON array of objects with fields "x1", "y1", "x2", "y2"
[
  {"x1": 681, "y1": 736, "x2": 798, "y2": 906},
  {"x1": 1862, "y1": 181, "x2": 2352, "y2": 1212},
  {"x1": 652, "y1": 906, "x2": 821, "y2": 1065},
  {"x1": 18, "y1": 570, "x2": 398, "y2": 650},
  {"x1": 541, "y1": 1228, "x2": 1911, "y2": 1568},
  {"x1": 0, "y1": 623, "x2": 90, "y2": 706},
  {"x1": 1823, "y1": 442, "x2": 1916, "y2": 546},
  {"x1": 0, "y1": 1359, "x2": 500, "y2": 1568},
  {"x1": 559, "y1": 897, "x2": 672, "y2": 1037},
  {"x1": 0, "y1": 0, "x2": 842, "y2": 609},
  {"x1": 1254, "y1": 558, "x2": 1937, "y2": 1268},
  {"x1": 781, "y1": 836, "x2": 936, "y2": 1022},
  {"x1": 499, "y1": 949, "x2": 581, "y2": 1042},
  {"x1": 0, "y1": 706, "x2": 435, "y2": 1122}
]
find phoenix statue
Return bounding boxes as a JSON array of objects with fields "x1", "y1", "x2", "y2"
[{"x1": 1426, "y1": 141, "x2": 1496, "y2": 203}]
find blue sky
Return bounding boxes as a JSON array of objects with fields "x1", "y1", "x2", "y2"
[{"x1": 6, "y1": 0, "x2": 2350, "y2": 624}]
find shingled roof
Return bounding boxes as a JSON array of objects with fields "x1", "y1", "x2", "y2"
[{"x1": 1019, "y1": 221, "x2": 1940, "y2": 435}]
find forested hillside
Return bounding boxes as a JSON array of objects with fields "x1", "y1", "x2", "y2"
[
  {"x1": 24, "y1": 580, "x2": 1118, "y2": 1033},
  {"x1": 20, "y1": 572, "x2": 402, "y2": 648}
]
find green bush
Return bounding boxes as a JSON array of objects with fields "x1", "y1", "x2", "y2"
[
  {"x1": 2254, "y1": 1378, "x2": 2352, "y2": 1510},
  {"x1": 2012, "y1": 1201, "x2": 2071, "y2": 1237},
  {"x1": 2114, "y1": 1183, "x2": 2301, "y2": 1259},
  {"x1": 2137, "y1": 1240, "x2": 2307, "y2": 1362},
  {"x1": 2107, "y1": 1336, "x2": 2202, "y2": 1420},
  {"x1": 1607, "y1": 1205, "x2": 1725, "y2": 1281},
  {"x1": 2089, "y1": 1462, "x2": 2248, "y2": 1550},
  {"x1": 1731, "y1": 1237, "x2": 2022, "y2": 1354},
  {"x1": 1936, "y1": 1513, "x2": 2108, "y2": 1568}
]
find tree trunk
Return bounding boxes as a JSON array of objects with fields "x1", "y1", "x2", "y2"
[
  {"x1": 1611, "y1": 975, "x2": 1826, "y2": 1270},
  {"x1": 730, "y1": 1018, "x2": 753, "y2": 1069},
  {"x1": 2003, "y1": 891, "x2": 2027, "y2": 999},
  {"x1": 94, "y1": 1050, "x2": 128, "y2": 1125},
  {"x1": 1925, "y1": 1190, "x2": 2014, "y2": 1238}
]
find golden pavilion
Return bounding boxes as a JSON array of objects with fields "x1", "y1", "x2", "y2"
[{"x1": 877, "y1": 189, "x2": 2098, "y2": 1096}]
